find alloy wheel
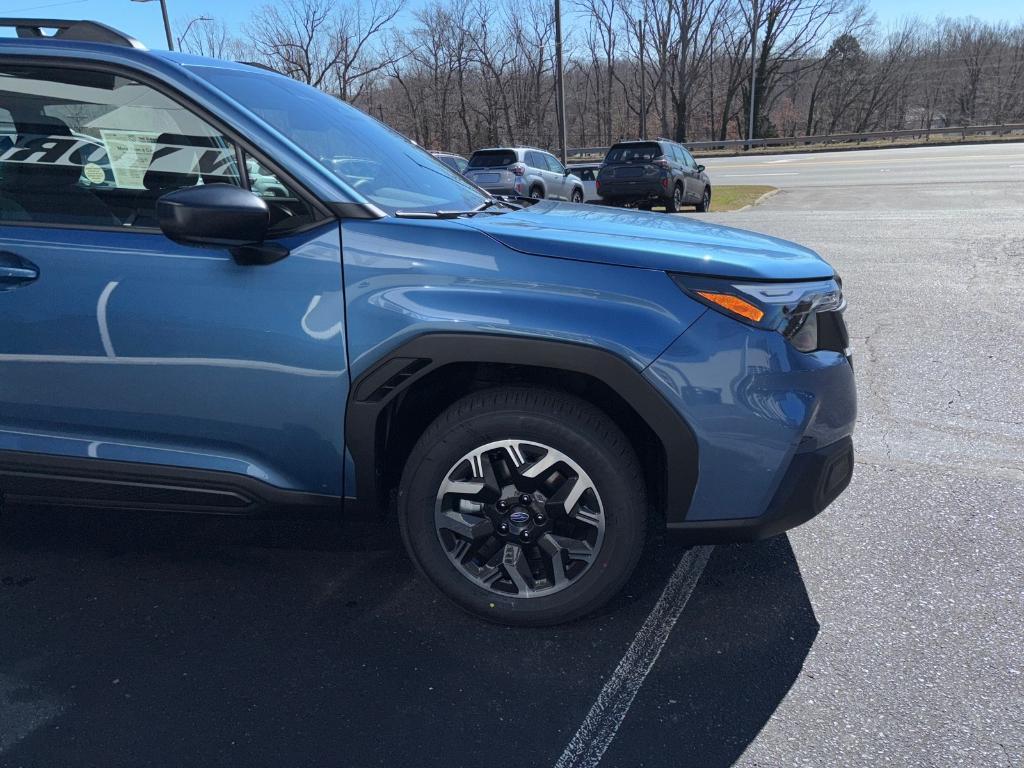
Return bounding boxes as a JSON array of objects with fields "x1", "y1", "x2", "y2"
[{"x1": 433, "y1": 439, "x2": 605, "y2": 598}]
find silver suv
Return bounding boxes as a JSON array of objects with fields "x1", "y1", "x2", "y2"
[{"x1": 465, "y1": 147, "x2": 584, "y2": 202}]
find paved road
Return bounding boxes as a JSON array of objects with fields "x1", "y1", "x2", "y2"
[
  {"x1": 702, "y1": 141, "x2": 1024, "y2": 189},
  {"x1": 1, "y1": 147, "x2": 1022, "y2": 767},
  {"x1": 685, "y1": 160, "x2": 1024, "y2": 766}
]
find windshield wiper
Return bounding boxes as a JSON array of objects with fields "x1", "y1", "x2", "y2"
[{"x1": 395, "y1": 198, "x2": 519, "y2": 219}]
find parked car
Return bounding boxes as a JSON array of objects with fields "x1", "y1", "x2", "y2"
[
  {"x1": 567, "y1": 162, "x2": 602, "y2": 202},
  {"x1": 431, "y1": 151, "x2": 468, "y2": 175},
  {"x1": 0, "y1": 19, "x2": 855, "y2": 626},
  {"x1": 597, "y1": 139, "x2": 711, "y2": 213},
  {"x1": 465, "y1": 147, "x2": 584, "y2": 202}
]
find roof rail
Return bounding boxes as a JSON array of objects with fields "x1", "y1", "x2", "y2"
[{"x1": 0, "y1": 18, "x2": 146, "y2": 49}]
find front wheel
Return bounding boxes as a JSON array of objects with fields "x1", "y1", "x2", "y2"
[{"x1": 398, "y1": 388, "x2": 647, "y2": 626}]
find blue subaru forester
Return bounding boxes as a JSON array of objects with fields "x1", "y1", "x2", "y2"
[{"x1": 0, "y1": 20, "x2": 856, "y2": 625}]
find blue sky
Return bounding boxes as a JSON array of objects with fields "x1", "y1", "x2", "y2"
[{"x1": 1, "y1": 0, "x2": 1021, "y2": 52}]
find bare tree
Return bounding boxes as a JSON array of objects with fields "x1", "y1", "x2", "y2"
[
  {"x1": 740, "y1": 0, "x2": 863, "y2": 137},
  {"x1": 210, "y1": 0, "x2": 1024, "y2": 154},
  {"x1": 177, "y1": 17, "x2": 234, "y2": 59},
  {"x1": 246, "y1": 0, "x2": 343, "y2": 86},
  {"x1": 334, "y1": 0, "x2": 406, "y2": 100},
  {"x1": 574, "y1": 0, "x2": 619, "y2": 144},
  {"x1": 245, "y1": 0, "x2": 403, "y2": 99}
]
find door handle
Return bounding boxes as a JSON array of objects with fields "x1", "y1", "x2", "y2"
[{"x1": 0, "y1": 252, "x2": 39, "y2": 289}]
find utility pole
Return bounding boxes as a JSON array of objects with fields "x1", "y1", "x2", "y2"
[
  {"x1": 158, "y1": 0, "x2": 173, "y2": 50},
  {"x1": 131, "y1": 0, "x2": 175, "y2": 51},
  {"x1": 638, "y1": 17, "x2": 646, "y2": 139},
  {"x1": 747, "y1": 0, "x2": 758, "y2": 150},
  {"x1": 554, "y1": 0, "x2": 568, "y2": 164}
]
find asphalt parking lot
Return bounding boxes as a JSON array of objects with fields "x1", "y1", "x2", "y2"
[{"x1": 2, "y1": 143, "x2": 1022, "y2": 767}]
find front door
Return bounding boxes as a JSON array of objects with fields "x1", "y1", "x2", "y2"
[
  {"x1": 679, "y1": 146, "x2": 701, "y2": 202},
  {"x1": 0, "y1": 61, "x2": 348, "y2": 499},
  {"x1": 544, "y1": 153, "x2": 568, "y2": 199}
]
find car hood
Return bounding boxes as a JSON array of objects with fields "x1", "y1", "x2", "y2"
[{"x1": 458, "y1": 201, "x2": 834, "y2": 280}]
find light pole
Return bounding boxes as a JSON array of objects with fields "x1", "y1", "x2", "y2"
[
  {"x1": 554, "y1": 0, "x2": 568, "y2": 165},
  {"x1": 638, "y1": 17, "x2": 646, "y2": 140},
  {"x1": 747, "y1": 0, "x2": 759, "y2": 150},
  {"x1": 131, "y1": 0, "x2": 175, "y2": 51},
  {"x1": 177, "y1": 15, "x2": 211, "y2": 52}
]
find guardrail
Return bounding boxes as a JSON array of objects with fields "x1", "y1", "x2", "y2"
[{"x1": 566, "y1": 123, "x2": 1024, "y2": 161}]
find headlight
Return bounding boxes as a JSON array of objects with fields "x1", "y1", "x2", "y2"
[{"x1": 670, "y1": 273, "x2": 845, "y2": 352}]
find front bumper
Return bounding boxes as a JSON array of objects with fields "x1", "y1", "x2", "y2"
[
  {"x1": 644, "y1": 308, "x2": 857, "y2": 536},
  {"x1": 668, "y1": 436, "x2": 854, "y2": 541}
]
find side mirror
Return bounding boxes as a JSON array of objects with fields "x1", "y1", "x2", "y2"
[
  {"x1": 696, "y1": 164, "x2": 706, "y2": 173},
  {"x1": 563, "y1": 168, "x2": 572, "y2": 176},
  {"x1": 157, "y1": 184, "x2": 288, "y2": 265}
]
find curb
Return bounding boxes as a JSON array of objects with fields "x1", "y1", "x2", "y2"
[{"x1": 732, "y1": 188, "x2": 780, "y2": 213}]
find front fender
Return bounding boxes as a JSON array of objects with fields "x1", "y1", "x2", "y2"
[{"x1": 340, "y1": 217, "x2": 704, "y2": 379}]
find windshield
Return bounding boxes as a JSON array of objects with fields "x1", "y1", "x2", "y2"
[{"x1": 189, "y1": 65, "x2": 487, "y2": 215}]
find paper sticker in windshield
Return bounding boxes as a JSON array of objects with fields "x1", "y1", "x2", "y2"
[
  {"x1": 83, "y1": 162, "x2": 106, "y2": 184},
  {"x1": 100, "y1": 130, "x2": 159, "y2": 189}
]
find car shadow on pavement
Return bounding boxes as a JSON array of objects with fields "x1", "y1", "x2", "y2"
[
  {"x1": 601, "y1": 534, "x2": 820, "y2": 767},
  {"x1": 0, "y1": 507, "x2": 816, "y2": 767}
]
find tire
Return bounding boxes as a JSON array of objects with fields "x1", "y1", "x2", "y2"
[
  {"x1": 696, "y1": 186, "x2": 711, "y2": 213},
  {"x1": 664, "y1": 183, "x2": 684, "y2": 213},
  {"x1": 529, "y1": 185, "x2": 544, "y2": 200},
  {"x1": 398, "y1": 387, "x2": 647, "y2": 626},
  {"x1": 570, "y1": 188, "x2": 584, "y2": 204}
]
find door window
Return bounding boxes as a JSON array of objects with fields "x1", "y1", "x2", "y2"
[
  {"x1": 244, "y1": 155, "x2": 318, "y2": 232},
  {"x1": 525, "y1": 151, "x2": 545, "y2": 170},
  {"x1": 544, "y1": 154, "x2": 565, "y2": 174},
  {"x1": 0, "y1": 64, "x2": 314, "y2": 231}
]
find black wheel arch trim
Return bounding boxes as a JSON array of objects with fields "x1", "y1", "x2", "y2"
[{"x1": 345, "y1": 332, "x2": 700, "y2": 526}]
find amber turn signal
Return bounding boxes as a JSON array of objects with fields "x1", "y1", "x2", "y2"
[{"x1": 695, "y1": 291, "x2": 765, "y2": 323}]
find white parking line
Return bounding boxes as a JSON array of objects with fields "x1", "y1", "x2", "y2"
[
  {"x1": 553, "y1": 545, "x2": 714, "y2": 768},
  {"x1": 721, "y1": 172, "x2": 799, "y2": 177}
]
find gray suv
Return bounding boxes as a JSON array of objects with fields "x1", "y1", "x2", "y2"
[{"x1": 465, "y1": 147, "x2": 584, "y2": 202}]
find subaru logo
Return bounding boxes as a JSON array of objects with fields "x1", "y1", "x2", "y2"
[{"x1": 509, "y1": 510, "x2": 530, "y2": 524}]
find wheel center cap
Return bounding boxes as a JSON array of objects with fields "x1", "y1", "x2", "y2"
[{"x1": 509, "y1": 509, "x2": 531, "y2": 524}]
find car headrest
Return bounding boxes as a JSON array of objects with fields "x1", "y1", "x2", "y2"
[{"x1": 143, "y1": 132, "x2": 237, "y2": 192}]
